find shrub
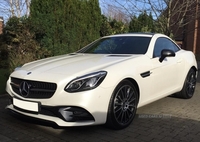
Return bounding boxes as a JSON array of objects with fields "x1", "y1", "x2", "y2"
[{"x1": 3, "y1": 16, "x2": 51, "y2": 72}]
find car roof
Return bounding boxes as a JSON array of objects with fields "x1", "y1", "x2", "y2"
[
  {"x1": 121, "y1": 32, "x2": 155, "y2": 36},
  {"x1": 104, "y1": 33, "x2": 166, "y2": 38}
]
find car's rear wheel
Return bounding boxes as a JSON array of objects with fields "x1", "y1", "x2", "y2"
[
  {"x1": 106, "y1": 80, "x2": 138, "y2": 130},
  {"x1": 175, "y1": 68, "x2": 197, "y2": 99}
]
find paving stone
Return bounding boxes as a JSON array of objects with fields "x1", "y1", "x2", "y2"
[{"x1": 0, "y1": 72, "x2": 200, "y2": 142}]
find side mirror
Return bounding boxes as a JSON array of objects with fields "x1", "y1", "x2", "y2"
[{"x1": 159, "y1": 49, "x2": 175, "y2": 62}]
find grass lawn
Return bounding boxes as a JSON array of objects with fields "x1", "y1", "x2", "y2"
[{"x1": 0, "y1": 68, "x2": 9, "y2": 95}]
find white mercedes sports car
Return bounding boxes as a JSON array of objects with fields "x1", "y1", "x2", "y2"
[{"x1": 6, "y1": 33, "x2": 197, "y2": 129}]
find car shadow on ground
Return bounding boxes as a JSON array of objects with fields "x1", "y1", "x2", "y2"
[
  {"x1": 197, "y1": 70, "x2": 200, "y2": 83},
  {"x1": 0, "y1": 92, "x2": 200, "y2": 142},
  {"x1": 197, "y1": 61, "x2": 200, "y2": 83},
  {"x1": 1, "y1": 78, "x2": 200, "y2": 142},
  {"x1": 1, "y1": 108, "x2": 200, "y2": 142}
]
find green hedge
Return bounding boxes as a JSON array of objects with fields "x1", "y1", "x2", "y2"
[{"x1": 0, "y1": 69, "x2": 9, "y2": 95}]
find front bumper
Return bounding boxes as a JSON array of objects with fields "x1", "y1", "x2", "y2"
[
  {"x1": 8, "y1": 96, "x2": 95, "y2": 121},
  {"x1": 6, "y1": 79, "x2": 114, "y2": 127},
  {"x1": 7, "y1": 103, "x2": 96, "y2": 127}
]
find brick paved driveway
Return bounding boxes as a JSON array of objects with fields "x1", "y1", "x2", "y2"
[{"x1": 0, "y1": 75, "x2": 200, "y2": 142}]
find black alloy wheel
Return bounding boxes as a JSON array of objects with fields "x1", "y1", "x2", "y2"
[
  {"x1": 106, "y1": 80, "x2": 138, "y2": 129},
  {"x1": 176, "y1": 69, "x2": 197, "y2": 99}
]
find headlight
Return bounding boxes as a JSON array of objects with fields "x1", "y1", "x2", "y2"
[{"x1": 65, "y1": 71, "x2": 107, "y2": 92}]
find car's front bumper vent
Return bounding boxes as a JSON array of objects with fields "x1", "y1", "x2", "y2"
[{"x1": 10, "y1": 77, "x2": 57, "y2": 99}]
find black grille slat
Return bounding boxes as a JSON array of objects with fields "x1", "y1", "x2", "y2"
[
  {"x1": 10, "y1": 77, "x2": 57, "y2": 99},
  {"x1": 30, "y1": 88, "x2": 55, "y2": 92}
]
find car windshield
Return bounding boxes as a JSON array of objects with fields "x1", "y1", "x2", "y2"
[{"x1": 78, "y1": 36, "x2": 151, "y2": 54}]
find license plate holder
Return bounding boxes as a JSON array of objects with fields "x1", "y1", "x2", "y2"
[{"x1": 13, "y1": 97, "x2": 40, "y2": 113}]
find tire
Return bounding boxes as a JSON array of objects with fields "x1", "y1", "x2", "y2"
[
  {"x1": 106, "y1": 80, "x2": 138, "y2": 130},
  {"x1": 176, "y1": 69, "x2": 197, "y2": 99}
]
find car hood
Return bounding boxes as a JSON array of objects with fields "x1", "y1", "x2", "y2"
[{"x1": 13, "y1": 53, "x2": 140, "y2": 78}]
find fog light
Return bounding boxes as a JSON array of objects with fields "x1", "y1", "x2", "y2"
[
  {"x1": 58, "y1": 107, "x2": 94, "y2": 122},
  {"x1": 59, "y1": 107, "x2": 74, "y2": 121}
]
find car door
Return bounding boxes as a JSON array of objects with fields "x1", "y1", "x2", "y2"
[{"x1": 151, "y1": 37, "x2": 184, "y2": 97}]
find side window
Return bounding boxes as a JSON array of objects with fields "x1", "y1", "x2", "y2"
[{"x1": 153, "y1": 37, "x2": 180, "y2": 58}]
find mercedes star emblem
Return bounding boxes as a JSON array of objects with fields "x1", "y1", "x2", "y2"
[{"x1": 19, "y1": 81, "x2": 30, "y2": 97}]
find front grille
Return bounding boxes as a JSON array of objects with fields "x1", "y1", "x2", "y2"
[{"x1": 10, "y1": 77, "x2": 57, "y2": 99}]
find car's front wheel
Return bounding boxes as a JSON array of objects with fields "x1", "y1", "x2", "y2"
[
  {"x1": 106, "y1": 80, "x2": 138, "y2": 130},
  {"x1": 176, "y1": 68, "x2": 197, "y2": 99}
]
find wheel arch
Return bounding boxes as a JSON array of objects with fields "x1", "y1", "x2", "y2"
[
  {"x1": 105, "y1": 77, "x2": 140, "y2": 129},
  {"x1": 175, "y1": 66, "x2": 197, "y2": 99},
  {"x1": 125, "y1": 78, "x2": 140, "y2": 104},
  {"x1": 189, "y1": 66, "x2": 198, "y2": 78},
  {"x1": 191, "y1": 66, "x2": 198, "y2": 79},
  {"x1": 191, "y1": 66, "x2": 198, "y2": 72}
]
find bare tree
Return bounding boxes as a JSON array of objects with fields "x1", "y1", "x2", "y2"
[
  {"x1": 100, "y1": 0, "x2": 131, "y2": 23},
  {"x1": 25, "y1": 0, "x2": 30, "y2": 16},
  {"x1": 144, "y1": 0, "x2": 199, "y2": 37},
  {"x1": 102, "y1": 0, "x2": 200, "y2": 37},
  {"x1": 0, "y1": 0, "x2": 31, "y2": 20}
]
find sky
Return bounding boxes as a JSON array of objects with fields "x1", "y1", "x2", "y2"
[
  {"x1": 99, "y1": 0, "x2": 166, "y2": 19},
  {"x1": 0, "y1": 0, "x2": 162, "y2": 23},
  {"x1": 99, "y1": 0, "x2": 156, "y2": 17},
  {"x1": 0, "y1": 0, "x2": 129, "y2": 22},
  {"x1": 0, "y1": 0, "x2": 30, "y2": 22}
]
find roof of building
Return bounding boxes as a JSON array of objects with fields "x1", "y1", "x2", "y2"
[{"x1": 0, "y1": 17, "x2": 3, "y2": 22}]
